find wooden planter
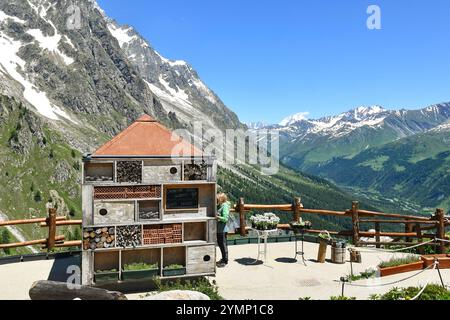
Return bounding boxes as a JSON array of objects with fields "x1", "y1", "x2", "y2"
[
  {"x1": 379, "y1": 261, "x2": 424, "y2": 277},
  {"x1": 163, "y1": 267, "x2": 186, "y2": 277},
  {"x1": 421, "y1": 254, "x2": 450, "y2": 269},
  {"x1": 94, "y1": 271, "x2": 119, "y2": 284},
  {"x1": 121, "y1": 268, "x2": 159, "y2": 281}
]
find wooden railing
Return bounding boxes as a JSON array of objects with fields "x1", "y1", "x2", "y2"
[
  {"x1": 233, "y1": 197, "x2": 450, "y2": 254},
  {"x1": 0, "y1": 208, "x2": 82, "y2": 251}
]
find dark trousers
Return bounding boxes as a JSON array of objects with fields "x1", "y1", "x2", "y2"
[{"x1": 217, "y1": 233, "x2": 228, "y2": 263}]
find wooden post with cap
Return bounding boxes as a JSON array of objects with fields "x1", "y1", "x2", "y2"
[
  {"x1": 238, "y1": 198, "x2": 247, "y2": 237},
  {"x1": 351, "y1": 201, "x2": 360, "y2": 247},
  {"x1": 293, "y1": 197, "x2": 302, "y2": 222},
  {"x1": 46, "y1": 207, "x2": 57, "y2": 252},
  {"x1": 436, "y1": 208, "x2": 446, "y2": 254}
]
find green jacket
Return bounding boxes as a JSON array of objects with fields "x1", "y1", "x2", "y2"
[{"x1": 217, "y1": 201, "x2": 230, "y2": 233}]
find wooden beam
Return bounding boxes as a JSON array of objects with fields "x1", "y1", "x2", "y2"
[
  {"x1": 375, "y1": 222, "x2": 381, "y2": 249},
  {"x1": 29, "y1": 281, "x2": 127, "y2": 300},
  {"x1": 356, "y1": 209, "x2": 430, "y2": 221},
  {"x1": 351, "y1": 201, "x2": 360, "y2": 246},
  {"x1": 238, "y1": 198, "x2": 247, "y2": 237},
  {"x1": 359, "y1": 231, "x2": 418, "y2": 237},
  {"x1": 300, "y1": 208, "x2": 348, "y2": 217},
  {"x1": 436, "y1": 208, "x2": 446, "y2": 254},
  {"x1": 359, "y1": 241, "x2": 440, "y2": 247},
  {"x1": 360, "y1": 219, "x2": 438, "y2": 225},
  {"x1": 242, "y1": 204, "x2": 293, "y2": 211},
  {"x1": 40, "y1": 220, "x2": 82, "y2": 227},
  {"x1": 47, "y1": 208, "x2": 57, "y2": 251},
  {"x1": 293, "y1": 197, "x2": 302, "y2": 222},
  {"x1": 44, "y1": 241, "x2": 82, "y2": 248},
  {"x1": 0, "y1": 216, "x2": 66, "y2": 227},
  {"x1": 0, "y1": 235, "x2": 65, "y2": 249}
]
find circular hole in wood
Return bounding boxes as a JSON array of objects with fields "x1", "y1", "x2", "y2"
[
  {"x1": 170, "y1": 167, "x2": 178, "y2": 175},
  {"x1": 203, "y1": 255, "x2": 211, "y2": 262},
  {"x1": 99, "y1": 209, "x2": 108, "y2": 216}
]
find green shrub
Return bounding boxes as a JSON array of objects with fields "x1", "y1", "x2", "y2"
[
  {"x1": 330, "y1": 296, "x2": 356, "y2": 300},
  {"x1": 123, "y1": 262, "x2": 158, "y2": 271},
  {"x1": 378, "y1": 255, "x2": 421, "y2": 268},
  {"x1": 34, "y1": 190, "x2": 42, "y2": 202},
  {"x1": 164, "y1": 264, "x2": 184, "y2": 270},
  {"x1": 347, "y1": 268, "x2": 376, "y2": 281},
  {"x1": 372, "y1": 284, "x2": 450, "y2": 300}
]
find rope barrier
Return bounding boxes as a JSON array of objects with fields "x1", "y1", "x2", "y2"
[
  {"x1": 345, "y1": 263, "x2": 436, "y2": 288},
  {"x1": 350, "y1": 239, "x2": 435, "y2": 254},
  {"x1": 410, "y1": 262, "x2": 437, "y2": 300}
]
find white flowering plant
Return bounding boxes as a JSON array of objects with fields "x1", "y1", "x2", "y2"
[{"x1": 250, "y1": 212, "x2": 280, "y2": 231}]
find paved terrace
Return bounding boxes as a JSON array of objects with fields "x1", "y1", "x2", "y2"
[{"x1": 0, "y1": 242, "x2": 449, "y2": 300}]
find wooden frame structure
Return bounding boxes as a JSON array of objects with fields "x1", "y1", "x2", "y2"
[{"x1": 234, "y1": 198, "x2": 450, "y2": 253}]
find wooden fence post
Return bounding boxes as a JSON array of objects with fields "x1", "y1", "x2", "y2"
[
  {"x1": 351, "y1": 201, "x2": 360, "y2": 246},
  {"x1": 238, "y1": 198, "x2": 247, "y2": 237},
  {"x1": 415, "y1": 223, "x2": 424, "y2": 255},
  {"x1": 47, "y1": 208, "x2": 57, "y2": 252},
  {"x1": 436, "y1": 209, "x2": 446, "y2": 254},
  {"x1": 293, "y1": 197, "x2": 302, "y2": 222},
  {"x1": 375, "y1": 222, "x2": 381, "y2": 248},
  {"x1": 405, "y1": 219, "x2": 413, "y2": 243}
]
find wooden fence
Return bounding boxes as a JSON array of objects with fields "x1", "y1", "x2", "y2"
[
  {"x1": 0, "y1": 208, "x2": 82, "y2": 251},
  {"x1": 0, "y1": 198, "x2": 448, "y2": 254},
  {"x1": 233, "y1": 197, "x2": 450, "y2": 254}
]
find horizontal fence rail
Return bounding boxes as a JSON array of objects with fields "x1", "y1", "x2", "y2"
[
  {"x1": 0, "y1": 208, "x2": 82, "y2": 252},
  {"x1": 233, "y1": 197, "x2": 450, "y2": 254}
]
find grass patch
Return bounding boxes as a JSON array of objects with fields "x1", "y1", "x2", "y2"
[
  {"x1": 378, "y1": 255, "x2": 421, "y2": 269},
  {"x1": 370, "y1": 284, "x2": 450, "y2": 300}
]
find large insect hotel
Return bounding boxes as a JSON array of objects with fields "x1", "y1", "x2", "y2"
[{"x1": 81, "y1": 115, "x2": 217, "y2": 285}]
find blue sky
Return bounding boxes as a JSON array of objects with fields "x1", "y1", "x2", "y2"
[{"x1": 97, "y1": 0, "x2": 450, "y2": 124}]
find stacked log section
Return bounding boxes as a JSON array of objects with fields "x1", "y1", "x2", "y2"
[
  {"x1": 117, "y1": 225, "x2": 142, "y2": 248},
  {"x1": 83, "y1": 227, "x2": 115, "y2": 250},
  {"x1": 116, "y1": 161, "x2": 142, "y2": 183},
  {"x1": 184, "y1": 163, "x2": 207, "y2": 181}
]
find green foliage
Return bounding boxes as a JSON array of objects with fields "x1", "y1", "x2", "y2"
[
  {"x1": 71, "y1": 149, "x2": 76, "y2": 158},
  {"x1": 123, "y1": 262, "x2": 158, "y2": 271},
  {"x1": 330, "y1": 296, "x2": 356, "y2": 300},
  {"x1": 34, "y1": 190, "x2": 42, "y2": 202},
  {"x1": 164, "y1": 264, "x2": 184, "y2": 270},
  {"x1": 73, "y1": 161, "x2": 80, "y2": 171},
  {"x1": 347, "y1": 268, "x2": 376, "y2": 281},
  {"x1": 378, "y1": 255, "x2": 421, "y2": 268},
  {"x1": 49, "y1": 149, "x2": 54, "y2": 159},
  {"x1": 153, "y1": 278, "x2": 223, "y2": 300},
  {"x1": 298, "y1": 297, "x2": 312, "y2": 300},
  {"x1": 371, "y1": 284, "x2": 450, "y2": 300},
  {"x1": 1, "y1": 229, "x2": 11, "y2": 255},
  {"x1": 95, "y1": 269, "x2": 117, "y2": 273}
]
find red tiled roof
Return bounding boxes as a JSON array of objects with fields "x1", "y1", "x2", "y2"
[{"x1": 92, "y1": 114, "x2": 203, "y2": 157}]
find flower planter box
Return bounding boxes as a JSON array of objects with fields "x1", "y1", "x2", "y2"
[
  {"x1": 379, "y1": 261, "x2": 424, "y2": 277},
  {"x1": 94, "y1": 271, "x2": 119, "y2": 284},
  {"x1": 163, "y1": 267, "x2": 186, "y2": 277},
  {"x1": 121, "y1": 268, "x2": 159, "y2": 281},
  {"x1": 421, "y1": 254, "x2": 450, "y2": 269}
]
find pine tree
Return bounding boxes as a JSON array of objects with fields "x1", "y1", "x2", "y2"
[{"x1": 1, "y1": 229, "x2": 11, "y2": 255}]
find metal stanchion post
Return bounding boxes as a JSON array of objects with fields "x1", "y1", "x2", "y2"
[
  {"x1": 435, "y1": 259, "x2": 445, "y2": 288},
  {"x1": 340, "y1": 277, "x2": 348, "y2": 297}
]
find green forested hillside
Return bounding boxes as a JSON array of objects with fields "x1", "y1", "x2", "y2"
[
  {"x1": 218, "y1": 165, "x2": 378, "y2": 231},
  {"x1": 311, "y1": 129, "x2": 450, "y2": 213}
]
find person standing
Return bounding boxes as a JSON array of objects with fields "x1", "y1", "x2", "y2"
[{"x1": 216, "y1": 193, "x2": 230, "y2": 268}]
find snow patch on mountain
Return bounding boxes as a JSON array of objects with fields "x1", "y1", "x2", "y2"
[
  {"x1": 0, "y1": 10, "x2": 26, "y2": 24},
  {"x1": 27, "y1": 29, "x2": 74, "y2": 65},
  {"x1": 280, "y1": 112, "x2": 309, "y2": 126},
  {"x1": 0, "y1": 34, "x2": 74, "y2": 122},
  {"x1": 107, "y1": 24, "x2": 137, "y2": 48}
]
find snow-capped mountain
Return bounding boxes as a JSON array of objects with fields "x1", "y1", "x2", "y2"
[
  {"x1": 105, "y1": 19, "x2": 242, "y2": 130},
  {"x1": 276, "y1": 102, "x2": 450, "y2": 170}
]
